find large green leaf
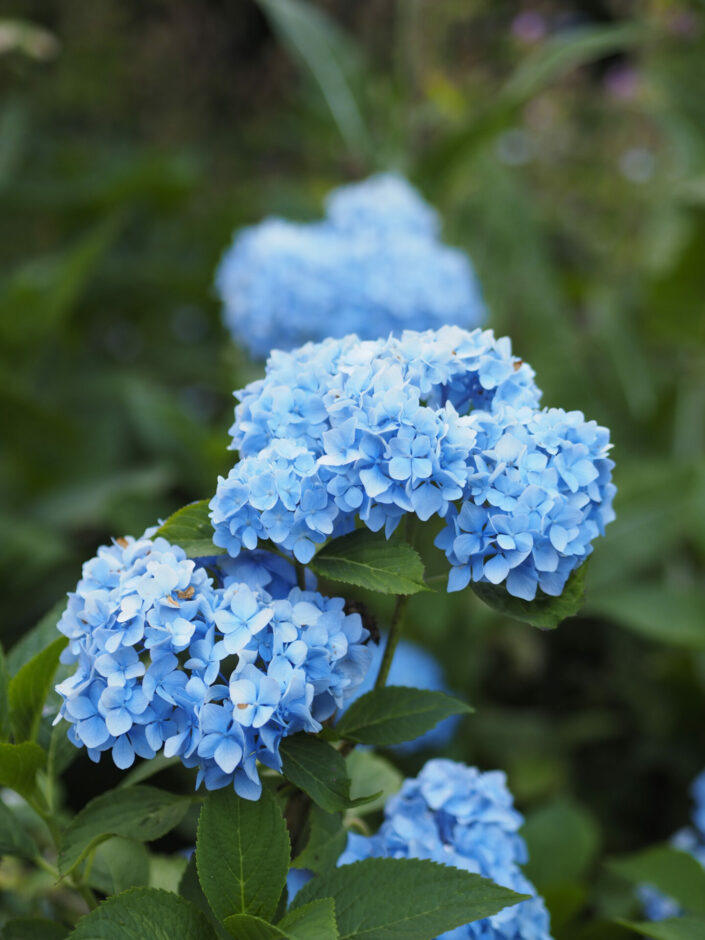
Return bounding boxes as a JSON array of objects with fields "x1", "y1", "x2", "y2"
[
  {"x1": 607, "y1": 846, "x2": 705, "y2": 916},
  {"x1": 59, "y1": 785, "x2": 193, "y2": 875},
  {"x1": 0, "y1": 741, "x2": 45, "y2": 800},
  {"x1": 7, "y1": 600, "x2": 66, "y2": 675},
  {"x1": 280, "y1": 734, "x2": 377, "y2": 813},
  {"x1": 335, "y1": 687, "x2": 471, "y2": 747},
  {"x1": 222, "y1": 916, "x2": 286, "y2": 940},
  {"x1": 619, "y1": 919, "x2": 705, "y2": 940},
  {"x1": 522, "y1": 798, "x2": 601, "y2": 888},
  {"x1": 69, "y1": 887, "x2": 217, "y2": 940},
  {"x1": 471, "y1": 563, "x2": 587, "y2": 629},
  {"x1": 155, "y1": 500, "x2": 225, "y2": 558},
  {"x1": 0, "y1": 797, "x2": 37, "y2": 859},
  {"x1": 0, "y1": 644, "x2": 10, "y2": 741},
  {"x1": 196, "y1": 786, "x2": 290, "y2": 922},
  {"x1": 254, "y1": 0, "x2": 369, "y2": 154},
  {"x1": 8, "y1": 635, "x2": 67, "y2": 742},
  {"x1": 310, "y1": 530, "x2": 427, "y2": 595},
  {"x1": 586, "y1": 585, "x2": 705, "y2": 648},
  {"x1": 345, "y1": 750, "x2": 402, "y2": 816},
  {"x1": 292, "y1": 857, "x2": 528, "y2": 940},
  {"x1": 278, "y1": 899, "x2": 338, "y2": 940},
  {"x1": 294, "y1": 805, "x2": 346, "y2": 875}
]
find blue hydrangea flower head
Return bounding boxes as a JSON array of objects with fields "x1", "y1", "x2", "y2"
[
  {"x1": 338, "y1": 759, "x2": 553, "y2": 939},
  {"x1": 55, "y1": 535, "x2": 372, "y2": 800},
  {"x1": 210, "y1": 325, "x2": 615, "y2": 600},
  {"x1": 342, "y1": 636, "x2": 460, "y2": 753},
  {"x1": 215, "y1": 173, "x2": 486, "y2": 357}
]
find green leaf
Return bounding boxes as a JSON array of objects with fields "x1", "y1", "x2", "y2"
[
  {"x1": 0, "y1": 797, "x2": 37, "y2": 859},
  {"x1": 196, "y1": 786, "x2": 290, "y2": 922},
  {"x1": 155, "y1": 500, "x2": 225, "y2": 559},
  {"x1": 278, "y1": 898, "x2": 338, "y2": 939},
  {"x1": 607, "y1": 846, "x2": 705, "y2": 915},
  {"x1": 294, "y1": 805, "x2": 346, "y2": 875},
  {"x1": 3, "y1": 918, "x2": 69, "y2": 940},
  {"x1": 69, "y1": 887, "x2": 217, "y2": 940},
  {"x1": 336, "y1": 687, "x2": 472, "y2": 747},
  {"x1": 345, "y1": 750, "x2": 402, "y2": 816},
  {"x1": 8, "y1": 635, "x2": 67, "y2": 742},
  {"x1": 310, "y1": 529, "x2": 428, "y2": 595},
  {"x1": 59, "y1": 785, "x2": 193, "y2": 876},
  {"x1": 293, "y1": 857, "x2": 529, "y2": 940},
  {"x1": 0, "y1": 741, "x2": 45, "y2": 800},
  {"x1": 179, "y1": 856, "x2": 231, "y2": 940},
  {"x1": 618, "y1": 918, "x2": 705, "y2": 940},
  {"x1": 222, "y1": 915, "x2": 286, "y2": 940},
  {"x1": 0, "y1": 644, "x2": 10, "y2": 741},
  {"x1": 254, "y1": 0, "x2": 369, "y2": 154},
  {"x1": 586, "y1": 585, "x2": 705, "y2": 649},
  {"x1": 7, "y1": 600, "x2": 66, "y2": 675},
  {"x1": 471, "y1": 563, "x2": 587, "y2": 629},
  {"x1": 522, "y1": 798, "x2": 601, "y2": 887},
  {"x1": 280, "y1": 734, "x2": 377, "y2": 813},
  {"x1": 87, "y1": 837, "x2": 150, "y2": 896}
]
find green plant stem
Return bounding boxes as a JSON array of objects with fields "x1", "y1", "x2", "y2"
[{"x1": 374, "y1": 593, "x2": 409, "y2": 689}]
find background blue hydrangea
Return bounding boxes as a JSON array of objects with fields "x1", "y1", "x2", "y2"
[
  {"x1": 215, "y1": 173, "x2": 486, "y2": 358},
  {"x1": 55, "y1": 533, "x2": 372, "y2": 799},
  {"x1": 338, "y1": 758, "x2": 553, "y2": 939},
  {"x1": 210, "y1": 325, "x2": 615, "y2": 600}
]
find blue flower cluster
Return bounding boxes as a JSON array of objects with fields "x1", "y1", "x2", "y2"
[
  {"x1": 215, "y1": 173, "x2": 486, "y2": 358},
  {"x1": 342, "y1": 636, "x2": 459, "y2": 753},
  {"x1": 640, "y1": 768, "x2": 705, "y2": 921},
  {"x1": 210, "y1": 325, "x2": 615, "y2": 600},
  {"x1": 55, "y1": 534, "x2": 372, "y2": 799},
  {"x1": 338, "y1": 759, "x2": 553, "y2": 940}
]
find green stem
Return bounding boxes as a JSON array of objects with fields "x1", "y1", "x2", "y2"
[
  {"x1": 295, "y1": 562, "x2": 306, "y2": 592},
  {"x1": 374, "y1": 594, "x2": 409, "y2": 689}
]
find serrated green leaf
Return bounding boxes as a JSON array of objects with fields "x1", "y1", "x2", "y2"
[
  {"x1": 7, "y1": 600, "x2": 66, "y2": 675},
  {"x1": 618, "y1": 918, "x2": 705, "y2": 940},
  {"x1": 179, "y1": 855, "x2": 231, "y2": 940},
  {"x1": 345, "y1": 750, "x2": 402, "y2": 817},
  {"x1": 59, "y1": 785, "x2": 192, "y2": 876},
  {"x1": 279, "y1": 898, "x2": 338, "y2": 939},
  {"x1": 294, "y1": 805, "x2": 346, "y2": 875},
  {"x1": 292, "y1": 857, "x2": 528, "y2": 940},
  {"x1": 0, "y1": 741, "x2": 45, "y2": 800},
  {"x1": 69, "y1": 887, "x2": 217, "y2": 940},
  {"x1": 280, "y1": 734, "x2": 378, "y2": 813},
  {"x1": 222, "y1": 915, "x2": 286, "y2": 940},
  {"x1": 336, "y1": 687, "x2": 472, "y2": 747},
  {"x1": 0, "y1": 797, "x2": 37, "y2": 859},
  {"x1": 8, "y1": 635, "x2": 67, "y2": 742},
  {"x1": 310, "y1": 530, "x2": 427, "y2": 595},
  {"x1": 471, "y1": 563, "x2": 587, "y2": 629},
  {"x1": 607, "y1": 846, "x2": 705, "y2": 916},
  {"x1": 3, "y1": 917, "x2": 68, "y2": 940},
  {"x1": 155, "y1": 500, "x2": 225, "y2": 559},
  {"x1": 522, "y1": 798, "x2": 601, "y2": 887},
  {"x1": 87, "y1": 836, "x2": 150, "y2": 896},
  {"x1": 196, "y1": 786, "x2": 290, "y2": 923}
]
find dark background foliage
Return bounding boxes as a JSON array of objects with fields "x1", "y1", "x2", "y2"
[{"x1": 2, "y1": 1, "x2": 705, "y2": 934}]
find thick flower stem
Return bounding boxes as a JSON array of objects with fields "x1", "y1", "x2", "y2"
[{"x1": 374, "y1": 593, "x2": 409, "y2": 689}]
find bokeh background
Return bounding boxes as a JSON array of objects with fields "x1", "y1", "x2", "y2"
[{"x1": 2, "y1": 1, "x2": 705, "y2": 934}]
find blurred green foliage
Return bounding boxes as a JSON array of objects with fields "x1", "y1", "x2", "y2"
[{"x1": 1, "y1": 1, "x2": 705, "y2": 935}]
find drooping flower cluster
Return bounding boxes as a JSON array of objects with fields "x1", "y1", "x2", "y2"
[
  {"x1": 210, "y1": 325, "x2": 615, "y2": 600},
  {"x1": 338, "y1": 759, "x2": 553, "y2": 939},
  {"x1": 640, "y1": 769, "x2": 705, "y2": 921},
  {"x1": 55, "y1": 534, "x2": 372, "y2": 799},
  {"x1": 342, "y1": 636, "x2": 459, "y2": 753},
  {"x1": 215, "y1": 173, "x2": 486, "y2": 358}
]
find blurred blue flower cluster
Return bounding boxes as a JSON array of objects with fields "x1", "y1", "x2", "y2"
[
  {"x1": 210, "y1": 325, "x2": 615, "y2": 600},
  {"x1": 343, "y1": 636, "x2": 459, "y2": 753},
  {"x1": 338, "y1": 759, "x2": 553, "y2": 939},
  {"x1": 215, "y1": 173, "x2": 486, "y2": 358},
  {"x1": 639, "y1": 768, "x2": 705, "y2": 920},
  {"x1": 55, "y1": 534, "x2": 372, "y2": 799}
]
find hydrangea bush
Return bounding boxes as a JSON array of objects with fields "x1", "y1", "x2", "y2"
[{"x1": 216, "y1": 174, "x2": 486, "y2": 357}]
